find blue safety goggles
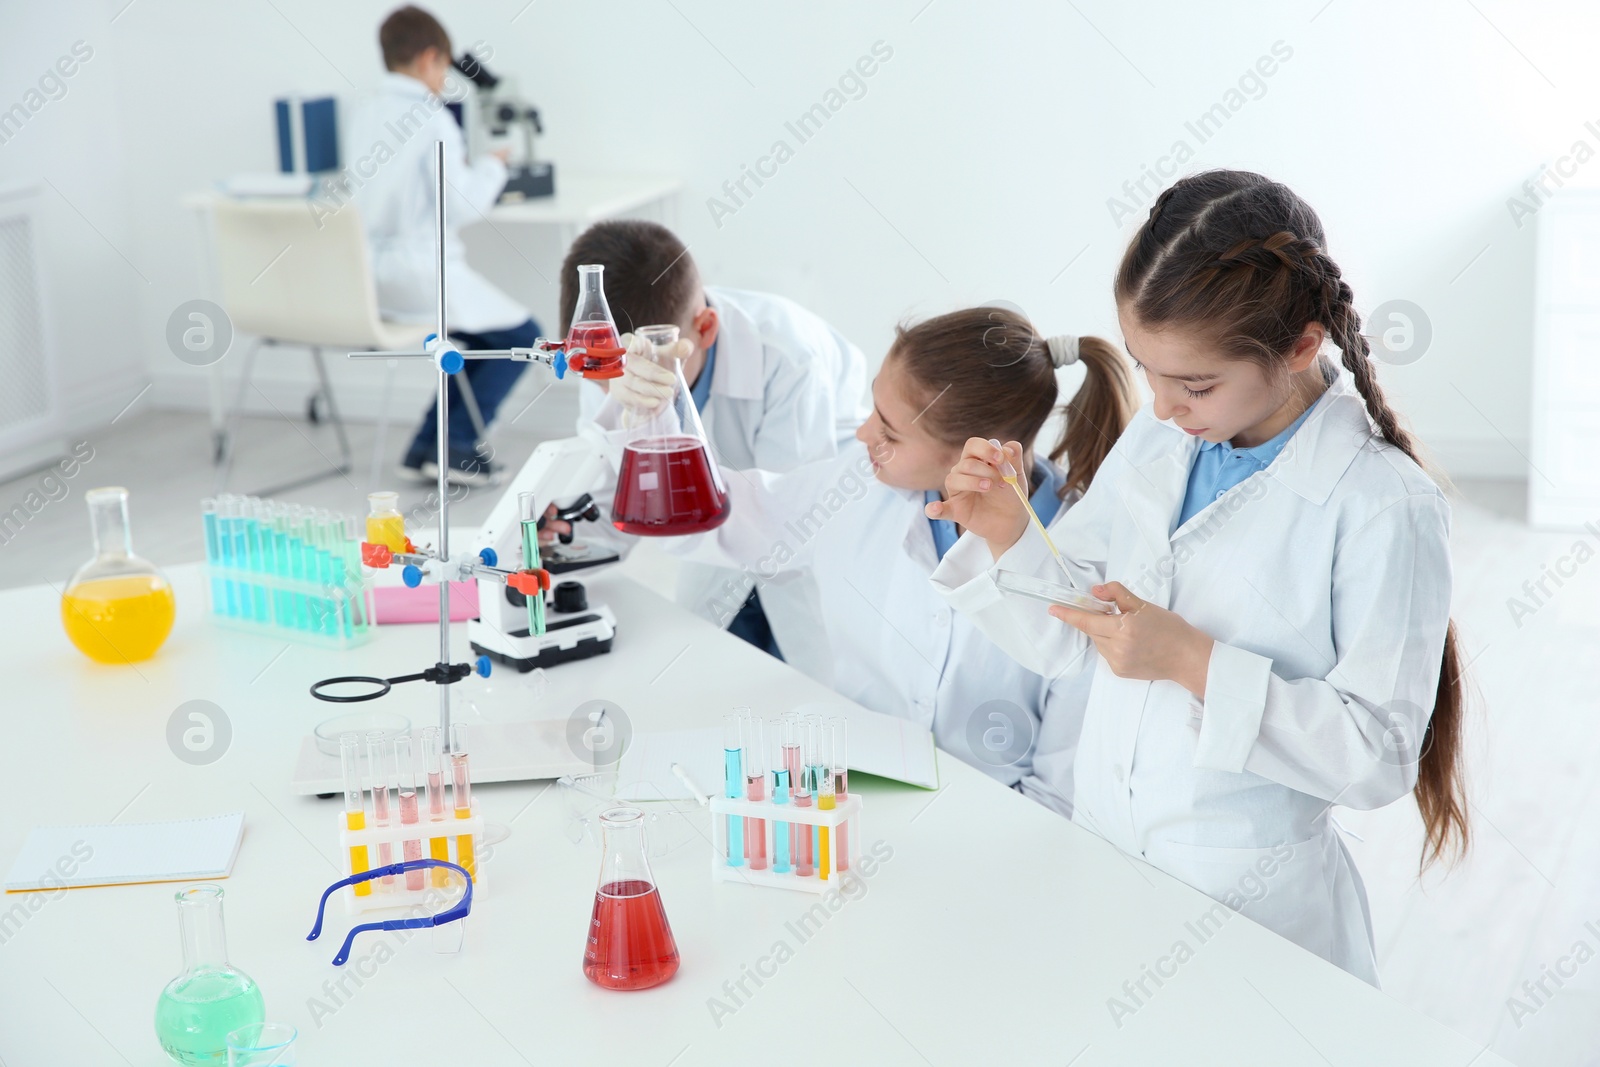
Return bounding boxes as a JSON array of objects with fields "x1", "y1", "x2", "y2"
[{"x1": 305, "y1": 859, "x2": 473, "y2": 966}]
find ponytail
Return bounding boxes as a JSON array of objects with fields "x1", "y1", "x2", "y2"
[
  {"x1": 1047, "y1": 335, "x2": 1139, "y2": 497},
  {"x1": 1115, "y1": 168, "x2": 1470, "y2": 869},
  {"x1": 889, "y1": 310, "x2": 1138, "y2": 498}
]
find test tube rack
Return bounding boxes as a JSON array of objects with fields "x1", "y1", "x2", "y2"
[
  {"x1": 335, "y1": 800, "x2": 484, "y2": 914},
  {"x1": 709, "y1": 794, "x2": 862, "y2": 895},
  {"x1": 201, "y1": 495, "x2": 373, "y2": 648}
]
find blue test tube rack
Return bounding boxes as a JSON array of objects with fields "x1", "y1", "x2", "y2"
[{"x1": 200, "y1": 494, "x2": 373, "y2": 648}]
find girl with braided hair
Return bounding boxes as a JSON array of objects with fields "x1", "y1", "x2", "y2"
[{"x1": 927, "y1": 170, "x2": 1465, "y2": 984}]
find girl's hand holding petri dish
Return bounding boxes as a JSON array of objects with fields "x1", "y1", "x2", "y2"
[
  {"x1": 925, "y1": 437, "x2": 1031, "y2": 559},
  {"x1": 1050, "y1": 581, "x2": 1215, "y2": 699}
]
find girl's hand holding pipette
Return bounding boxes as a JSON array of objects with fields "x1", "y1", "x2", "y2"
[
  {"x1": 924, "y1": 437, "x2": 1031, "y2": 559},
  {"x1": 1050, "y1": 581, "x2": 1215, "y2": 700}
]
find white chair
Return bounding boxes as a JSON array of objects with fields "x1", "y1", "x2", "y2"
[{"x1": 209, "y1": 197, "x2": 457, "y2": 495}]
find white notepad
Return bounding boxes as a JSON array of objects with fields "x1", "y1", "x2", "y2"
[{"x1": 4, "y1": 811, "x2": 246, "y2": 892}]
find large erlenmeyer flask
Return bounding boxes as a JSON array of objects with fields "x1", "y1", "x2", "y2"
[
  {"x1": 583, "y1": 806, "x2": 680, "y2": 990},
  {"x1": 611, "y1": 324, "x2": 731, "y2": 536}
]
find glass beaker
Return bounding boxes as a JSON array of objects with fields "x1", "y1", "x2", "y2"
[
  {"x1": 611, "y1": 324, "x2": 731, "y2": 536},
  {"x1": 564, "y1": 264, "x2": 626, "y2": 379},
  {"x1": 154, "y1": 885, "x2": 266, "y2": 1066},
  {"x1": 365, "y1": 491, "x2": 406, "y2": 552},
  {"x1": 62, "y1": 486, "x2": 176, "y2": 663},
  {"x1": 583, "y1": 806, "x2": 680, "y2": 990}
]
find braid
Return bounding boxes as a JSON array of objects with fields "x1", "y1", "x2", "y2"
[{"x1": 1309, "y1": 251, "x2": 1422, "y2": 463}]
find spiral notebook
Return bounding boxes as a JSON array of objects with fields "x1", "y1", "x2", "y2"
[{"x1": 4, "y1": 811, "x2": 246, "y2": 892}]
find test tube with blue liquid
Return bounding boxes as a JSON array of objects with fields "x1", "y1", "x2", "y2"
[
  {"x1": 771, "y1": 722, "x2": 792, "y2": 874},
  {"x1": 723, "y1": 713, "x2": 744, "y2": 868},
  {"x1": 200, "y1": 498, "x2": 225, "y2": 615},
  {"x1": 805, "y1": 714, "x2": 826, "y2": 869}
]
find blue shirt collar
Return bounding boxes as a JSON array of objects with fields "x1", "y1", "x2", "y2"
[
  {"x1": 689, "y1": 339, "x2": 716, "y2": 413},
  {"x1": 1196, "y1": 401, "x2": 1318, "y2": 471}
]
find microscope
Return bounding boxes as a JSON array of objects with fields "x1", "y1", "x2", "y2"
[{"x1": 452, "y1": 52, "x2": 555, "y2": 200}]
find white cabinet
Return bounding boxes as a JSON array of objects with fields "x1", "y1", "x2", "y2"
[{"x1": 1530, "y1": 191, "x2": 1600, "y2": 527}]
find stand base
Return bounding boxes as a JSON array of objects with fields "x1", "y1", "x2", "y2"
[{"x1": 498, "y1": 162, "x2": 554, "y2": 201}]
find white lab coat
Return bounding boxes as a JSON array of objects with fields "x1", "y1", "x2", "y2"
[
  {"x1": 344, "y1": 73, "x2": 526, "y2": 333},
  {"x1": 579, "y1": 286, "x2": 869, "y2": 650},
  {"x1": 640, "y1": 442, "x2": 1088, "y2": 802},
  {"x1": 929, "y1": 371, "x2": 1453, "y2": 985}
]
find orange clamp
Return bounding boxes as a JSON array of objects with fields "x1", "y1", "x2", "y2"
[
  {"x1": 507, "y1": 569, "x2": 551, "y2": 595},
  {"x1": 361, "y1": 542, "x2": 393, "y2": 568}
]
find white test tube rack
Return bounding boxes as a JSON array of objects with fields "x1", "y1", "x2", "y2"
[
  {"x1": 335, "y1": 801, "x2": 485, "y2": 914},
  {"x1": 708, "y1": 794, "x2": 862, "y2": 894}
]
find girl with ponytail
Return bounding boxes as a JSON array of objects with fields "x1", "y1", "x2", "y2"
[
  {"x1": 607, "y1": 304, "x2": 1137, "y2": 803},
  {"x1": 928, "y1": 171, "x2": 1463, "y2": 985}
]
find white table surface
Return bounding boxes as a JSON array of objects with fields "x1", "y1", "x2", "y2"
[
  {"x1": 0, "y1": 563, "x2": 1503, "y2": 1066},
  {"x1": 180, "y1": 172, "x2": 682, "y2": 226}
]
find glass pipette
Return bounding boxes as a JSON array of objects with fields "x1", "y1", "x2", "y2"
[{"x1": 988, "y1": 438, "x2": 1075, "y2": 585}]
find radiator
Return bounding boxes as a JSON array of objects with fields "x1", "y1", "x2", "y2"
[{"x1": 0, "y1": 183, "x2": 62, "y2": 481}]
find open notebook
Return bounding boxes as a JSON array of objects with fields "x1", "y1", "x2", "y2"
[{"x1": 4, "y1": 812, "x2": 245, "y2": 892}]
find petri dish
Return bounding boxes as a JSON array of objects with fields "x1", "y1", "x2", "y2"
[
  {"x1": 994, "y1": 569, "x2": 1118, "y2": 614},
  {"x1": 313, "y1": 711, "x2": 410, "y2": 756}
]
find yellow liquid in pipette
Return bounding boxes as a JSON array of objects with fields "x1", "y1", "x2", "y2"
[
  {"x1": 1001, "y1": 474, "x2": 1075, "y2": 584},
  {"x1": 61, "y1": 575, "x2": 176, "y2": 664}
]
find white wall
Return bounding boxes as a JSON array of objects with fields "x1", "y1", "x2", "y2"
[{"x1": 9, "y1": 0, "x2": 1600, "y2": 475}]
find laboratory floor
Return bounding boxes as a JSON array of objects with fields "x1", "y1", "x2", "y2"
[{"x1": 0, "y1": 407, "x2": 1590, "y2": 1066}]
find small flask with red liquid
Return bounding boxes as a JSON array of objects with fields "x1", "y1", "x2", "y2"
[
  {"x1": 611, "y1": 323, "x2": 731, "y2": 536},
  {"x1": 583, "y1": 806, "x2": 680, "y2": 990},
  {"x1": 564, "y1": 264, "x2": 627, "y2": 379}
]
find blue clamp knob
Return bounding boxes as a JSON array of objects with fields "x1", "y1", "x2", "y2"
[
  {"x1": 553, "y1": 350, "x2": 567, "y2": 379},
  {"x1": 475, "y1": 655, "x2": 492, "y2": 678},
  {"x1": 402, "y1": 564, "x2": 423, "y2": 588},
  {"x1": 478, "y1": 547, "x2": 498, "y2": 567},
  {"x1": 424, "y1": 332, "x2": 437, "y2": 345},
  {"x1": 438, "y1": 348, "x2": 465, "y2": 374}
]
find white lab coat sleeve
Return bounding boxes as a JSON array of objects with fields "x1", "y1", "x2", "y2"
[
  {"x1": 929, "y1": 451, "x2": 1118, "y2": 680},
  {"x1": 748, "y1": 349, "x2": 840, "y2": 471},
  {"x1": 440, "y1": 116, "x2": 506, "y2": 223},
  {"x1": 1193, "y1": 492, "x2": 1453, "y2": 809}
]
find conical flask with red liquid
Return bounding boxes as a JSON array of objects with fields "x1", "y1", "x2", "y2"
[
  {"x1": 564, "y1": 264, "x2": 626, "y2": 379},
  {"x1": 583, "y1": 807, "x2": 680, "y2": 990},
  {"x1": 611, "y1": 324, "x2": 731, "y2": 536}
]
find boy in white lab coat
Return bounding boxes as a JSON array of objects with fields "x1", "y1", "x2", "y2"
[
  {"x1": 556, "y1": 220, "x2": 869, "y2": 658},
  {"x1": 347, "y1": 6, "x2": 536, "y2": 486}
]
